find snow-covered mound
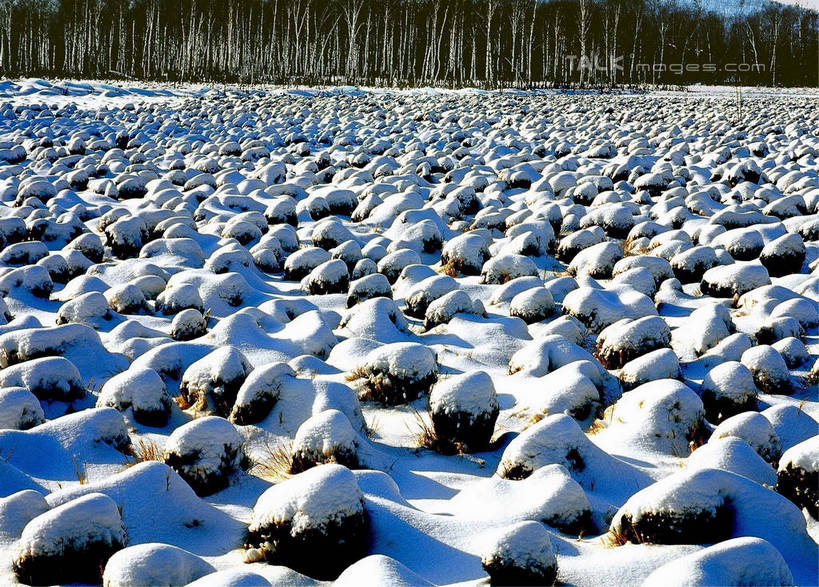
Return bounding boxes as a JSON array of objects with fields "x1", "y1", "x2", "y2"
[
  {"x1": 14, "y1": 492, "x2": 127, "y2": 585},
  {"x1": 643, "y1": 537, "x2": 793, "y2": 587},
  {"x1": 245, "y1": 464, "x2": 367, "y2": 579},
  {"x1": 0, "y1": 85, "x2": 816, "y2": 584},
  {"x1": 480, "y1": 521, "x2": 558, "y2": 586}
]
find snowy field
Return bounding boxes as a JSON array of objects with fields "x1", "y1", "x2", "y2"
[{"x1": 0, "y1": 78, "x2": 818, "y2": 586}]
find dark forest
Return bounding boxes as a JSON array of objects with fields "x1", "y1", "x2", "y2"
[{"x1": 1, "y1": 0, "x2": 817, "y2": 86}]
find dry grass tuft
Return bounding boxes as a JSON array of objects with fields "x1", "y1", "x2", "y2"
[
  {"x1": 345, "y1": 366, "x2": 367, "y2": 383},
  {"x1": 587, "y1": 405, "x2": 617, "y2": 436},
  {"x1": 586, "y1": 418, "x2": 607, "y2": 435},
  {"x1": 85, "y1": 377, "x2": 104, "y2": 394},
  {"x1": 72, "y1": 456, "x2": 88, "y2": 484},
  {"x1": 438, "y1": 258, "x2": 459, "y2": 277},
  {"x1": 124, "y1": 438, "x2": 164, "y2": 468},
  {"x1": 174, "y1": 394, "x2": 191, "y2": 410},
  {"x1": 600, "y1": 528, "x2": 630, "y2": 548},
  {"x1": 408, "y1": 408, "x2": 461, "y2": 455},
  {"x1": 251, "y1": 440, "x2": 294, "y2": 482},
  {"x1": 686, "y1": 420, "x2": 708, "y2": 454},
  {"x1": 516, "y1": 410, "x2": 546, "y2": 432},
  {"x1": 364, "y1": 412, "x2": 382, "y2": 440}
]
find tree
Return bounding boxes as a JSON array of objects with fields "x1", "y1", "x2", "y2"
[{"x1": 0, "y1": 0, "x2": 816, "y2": 86}]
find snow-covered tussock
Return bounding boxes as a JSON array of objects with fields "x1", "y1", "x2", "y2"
[
  {"x1": 0, "y1": 87, "x2": 817, "y2": 585},
  {"x1": 14, "y1": 493, "x2": 127, "y2": 585},
  {"x1": 245, "y1": 464, "x2": 367, "y2": 579}
]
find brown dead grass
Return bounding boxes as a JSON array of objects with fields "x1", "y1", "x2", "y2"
[
  {"x1": 174, "y1": 394, "x2": 191, "y2": 410},
  {"x1": 586, "y1": 419, "x2": 607, "y2": 435},
  {"x1": 408, "y1": 408, "x2": 461, "y2": 455},
  {"x1": 364, "y1": 412, "x2": 382, "y2": 440},
  {"x1": 72, "y1": 456, "x2": 88, "y2": 484},
  {"x1": 251, "y1": 440, "x2": 294, "y2": 482},
  {"x1": 587, "y1": 405, "x2": 615, "y2": 435},
  {"x1": 345, "y1": 366, "x2": 367, "y2": 384},
  {"x1": 124, "y1": 438, "x2": 164, "y2": 468},
  {"x1": 600, "y1": 528, "x2": 630, "y2": 548},
  {"x1": 438, "y1": 258, "x2": 460, "y2": 277}
]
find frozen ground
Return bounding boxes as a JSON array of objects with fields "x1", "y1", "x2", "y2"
[{"x1": 0, "y1": 79, "x2": 817, "y2": 586}]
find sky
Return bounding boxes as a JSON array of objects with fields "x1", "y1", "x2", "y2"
[{"x1": 774, "y1": 0, "x2": 819, "y2": 8}]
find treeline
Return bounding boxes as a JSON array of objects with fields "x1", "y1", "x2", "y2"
[{"x1": 0, "y1": 0, "x2": 816, "y2": 87}]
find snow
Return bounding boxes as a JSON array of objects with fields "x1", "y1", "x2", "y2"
[
  {"x1": 0, "y1": 387, "x2": 45, "y2": 429},
  {"x1": 595, "y1": 316, "x2": 671, "y2": 369},
  {"x1": 17, "y1": 492, "x2": 126, "y2": 558},
  {"x1": 619, "y1": 348, "x2": 680, "y2": 389},
  {"x1": 104, "y1": 374, "x2": 169, "y2": 429},
  {"x1": 230, "y1": 362, "x2": 295, "y2": 424},
  {"x1": 762, "y1": 405, "x2": 818, "y2": 452},
  {"x1": 498, "y1": 413, "x2": 651, "y2": 507},
  {"x1": 0, "y1": 82, "x2": 817, "y2": 585},
  {"x1": 429, "y1": 371, "x2": 498, "y2": 418},
  {"x1": 359, "y1": 343, "x2": 437, "y2": 384},
  {"x1": 448, "y1": 464, "x2": 591, "y2": 531},
  {"x1": 562, "y1": 286, "x2": 657, "y2": 332},
  {"x1": 740, "y1": 345, "x2": 791, "y2": 394},
  {"x1": 405, "y1": 275, "x2": 457, "y2": 316},
  {"x1": 103, "y1": 543, "x2": 215, "y2": 587},
  {"x1": 509, "y1": 286, "x2": 555, "y2": 322},
  {"x1": 509, "y1": 334, "x2": 599, "y2": 378},
  {"x1": 424, "y1": 289, "x2": 474, "y2": 329},
  {"x1": 780, "y1": 436, "x2": 819, "y2": 472},
  {"x1": 711, "y1": 412, "x2": 782, "y2": 463},
  {"x1": 480, "y1": 520, "x2": 557, "y2": 579},
  {"x1": 610, "y1": 468, "x2": 817, "y2": 584},
  {"x1": 292, "y1": 409, "x2": 358, "y2": 460},
  {"x1": 700, "y1": 362, "x2": 758, "y2": 404},
  {"x1": 480, "y1": 254, "x2": 538, "y2": 284},
  {"x1": 335, "y1": 554, "x2": 433, "y2": 587},
  {"x1": 163, "y1": 416, "x2": 245, "y2": 493},
  {"x1": 700, "y1": 262, "x2": 771, "y2": 298},
  {"x1": 643, "y1": 537, "x2": 793, "y2": 587},
  {"x1": 568, "y1": 241, "x2": 624, "y2": 278},
  {"x1": 686, "y1": 437, "x2": 777, "y2": 487},
  {"x1": 180, "y1": 347, "x2": 252, "y2": 413},
  {"x1": 249, "y1": 464, "x2": 363, "y2": 535},
  {"x1": 0, "y1": 491, "x2": 49, "y2": 542},
  {"x1": 46, "y1": 461, "x2": 245, "y2": 550},
  {"x1": 593, "y1": 379, "x2": 705, "y2": 456},
  {"x1": 0, "y1": 358, "x2": 83, "y2": 405}
]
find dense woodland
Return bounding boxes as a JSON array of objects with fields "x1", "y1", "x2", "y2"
[{"x1": 0, "y1": 0, "x2": 816, "y2": 87}]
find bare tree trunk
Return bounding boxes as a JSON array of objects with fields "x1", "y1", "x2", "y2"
[
  {"x1": 577, "y1": 0, "x2": 589, "y2": 85},
  {"x1": 485, "y1": 0, "x2": 496, "y2": 83}
]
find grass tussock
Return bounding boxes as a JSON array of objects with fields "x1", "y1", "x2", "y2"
[
  {"x1": 349, "y1": 373, "x2": 390, "y2": 403},
  {"x1": 409, "y1": 408, "x2": 462, "y2": 455},
  {"x1": 251, "y1": 440, "x2": 294, "y2": 482}
]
